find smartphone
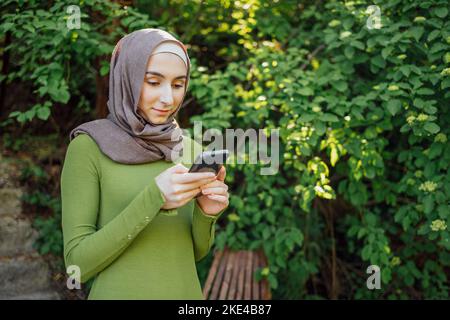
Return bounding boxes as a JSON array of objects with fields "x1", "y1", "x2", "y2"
[{"x1": 189, "y1": 149, "x2": 230, "y2": 175}]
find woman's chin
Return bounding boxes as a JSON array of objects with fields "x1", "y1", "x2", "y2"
[
  {"x1": 138, "y1": 108, "x2": 174, "y2": 124},
  {"x1": 147, "y1": 115, "x2": 170, "y2": 124},
  {"x1": 150, "y1": 119, "x2": 166, "y2": 124}
]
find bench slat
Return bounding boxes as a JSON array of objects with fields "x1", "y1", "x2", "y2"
[
  {"x1": 252, "y1": 250, "x2": 260, "y2": 300},
  {"x1": 219, "y1": 248, "x2": 235, "y2": 299},
  {"x1": 227, "y1": 250, "x2": 242, "y2": 299},
  {"x1": 202, "y1": 249, "x2": 224, "y2": 298},
  {"x1": 204, "y1": 247, "x2": 271, "y2": 300},
  {"x1": 209, "y1": 248, "x2": 229, "y2": 300},
  {"x1": 259, "y1": 250, "x2": 271, "y2": 300},
  {"x1": 243, "y1": 251, "x2": 253, "y2": 300},
  {"x1": 236, "y1": 251, "x2": 246, "y2": 299}
]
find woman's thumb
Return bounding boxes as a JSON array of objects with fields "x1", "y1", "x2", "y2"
[{"x1": 172, "y1": 163, "x2": 188, "y2": 173}]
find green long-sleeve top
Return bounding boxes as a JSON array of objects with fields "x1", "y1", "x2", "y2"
[{"x1": 61, "y1": 133, "x2": 224, "y2": 300}]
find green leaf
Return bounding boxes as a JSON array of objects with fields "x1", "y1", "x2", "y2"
[
  {"x1": 350, "y1": 40, "x2": 365, "y2": 50},
  {"x1": 427, "y1": 30, "x2": 440, "y2": 42},
  {"x1": 344, "y1": 46, "x2": 355, "y2": 59},
  {"x1": 23, "y1": 24, "x2": 35, "y2": 33},
  {"x1": 416, "y1": 88, "x2": 434, "y2": 95},
  {"x1": 423, "y1": 195, "x2": 434, "y2": 215},
  {"x1": 8, "y1": 111, "x2": 21, "y2": 118},
  {"x1": 399, "y1": 65, "x2": 411, "y2": 77},
  {"x1": 268, "y1": 274, "x2": 278, "y2": 289},
  {"x1": 196, "y1": 87, "x2": 208, "y2": 99},
  {"x1": 298, "y1": 87, "x2": 314, "y2": 96},
  {"x1": 332, "y1": 80, "x2": 348, "y2": 92},
  {"x1": 100, "y1": 64, "x2": 110, "y2": 76},
  {"x1": 371, "y1": 55, "x2": 386, "y2": 69},
  {"x1": 441, "y1": 78, "x2": 450, "y2": 89},
  {"x1": 298, "y1": 114, "x2": 315, "y2": 122},
  {"x1": 409, "y1": 27, "x2": 424, "y2": 42},
  {"x1": 357, "y1": 228, "x2": 366, "y2": 239},
  {"x1": 36, "y1": 106, "x2": 51, "y2": 121},
  {"x1": 330, "y1": 146, "x2": 339, "y2": 167},
  {"x1": 438, "y1": 205, "x2": 449, "y2": 219},
  {"x1": 365, "y1": 213, "x2": 376, "y2": 227},
  {"x1": 315, "y1": 121, "x2": 326, "y2": 135},
  {"x1": 17, "y1": 113, "x2": 27, "y2": 123},
  {"x1": 433, "y1": 7, "x2": 448, "y2": 18},
  {"x1": 362, "y1": 246, "x2": 371, "y2": 261},
  {"x1": 413, "y1": 98, "x2": 426, "y2": 109},
  {"x1": 1, "y1": 22, "x2": 14, "y2": 32},
  {"x1": 381, "y1": 47, "x2": 393, "y2": 59},
  {"x1": 424, "y1": 122, "x2": 440, "y2": 134},
  {"x1": 365, "y1": 167, "x2": 375, "y2": 179},
  {"x1": 51, "y1": 87, "x2": 70, "y2": 104},
  {"x1": 405, "y1": 275, "x2": 414, "y2": 286},
  {"x1": 382, "y1": 268, "x2": 392, "y2": 284},
  {"x1": 424, "y1": 105, "x2": 437, "y2": 114},
  {"x1": 430, "y1": 43, "x2": 447, "y2": 54},
  {"x1": 386, "y1": 99, "x2": 401, "y2": 115},
  {"x1": 428, "y1": 143, "x2": 443, "y2": 159},
  {"x1": 320, "y1": 113, "x2": 339, "y2": 122}
]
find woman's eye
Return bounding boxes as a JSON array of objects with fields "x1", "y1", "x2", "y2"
[{"x1": 147, "y1": 81, "x2": 183, "y2": 89}]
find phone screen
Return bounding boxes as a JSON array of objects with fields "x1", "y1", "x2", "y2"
[{"x1": 189, "y1": 149, "x2": 229, "y2": 175}]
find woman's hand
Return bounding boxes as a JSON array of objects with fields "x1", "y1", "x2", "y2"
[
  {"x1": 155, "y1": 164, "x2": 216, "y2": 210},
  {"x1": 196, "y1": 166, "x2": 229, "y2": 216}
]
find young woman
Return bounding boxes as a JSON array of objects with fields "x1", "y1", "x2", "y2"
[{"x1": 61, "y1": 28, "x2": 229, "y2": 299}]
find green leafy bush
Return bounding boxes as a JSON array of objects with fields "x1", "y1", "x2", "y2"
[{"x1": 188, "y1": 0, "x2": 450, "y2": 299}]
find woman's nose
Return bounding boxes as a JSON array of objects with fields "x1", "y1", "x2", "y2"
[{"x1": 160, "y1": 85, "x2": 174, "y2": 105}]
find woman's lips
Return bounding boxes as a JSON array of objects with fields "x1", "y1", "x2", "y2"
[{"x1": 152, "y1": 108, "x2": 171, "y2": 114}]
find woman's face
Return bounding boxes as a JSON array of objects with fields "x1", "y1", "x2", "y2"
[{"x1": 137, "y1": 52, "x2": 187, "y2": 125}]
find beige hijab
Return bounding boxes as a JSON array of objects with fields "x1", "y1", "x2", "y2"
[{"x1": 69, "y1": 28, "x2": 191, "y2": 164}]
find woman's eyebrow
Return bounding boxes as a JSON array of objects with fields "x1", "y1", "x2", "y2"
[{"x1": 145, "y1": 71, "x2": 186, "y2": 80}]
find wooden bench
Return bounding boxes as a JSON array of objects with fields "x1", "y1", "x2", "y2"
[{"x1": 203, "y1": 247, "x2": 271, "y2": 300}]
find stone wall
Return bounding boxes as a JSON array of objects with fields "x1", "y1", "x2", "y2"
[{"x1": 0, "y1": 154, "x2": 60, "y2": 300}]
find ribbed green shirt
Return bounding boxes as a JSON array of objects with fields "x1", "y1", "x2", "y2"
[{"x1": 61, "y1": 133, "x2": 224, "y2": 300}]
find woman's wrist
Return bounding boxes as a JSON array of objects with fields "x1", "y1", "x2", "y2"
[{"x1": 196, "y1": 198, "x2": 220, "y2": 216}]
